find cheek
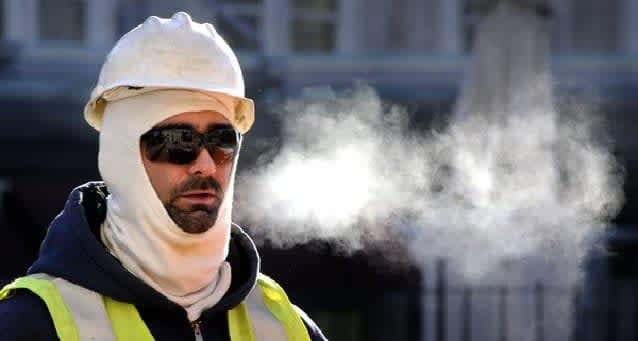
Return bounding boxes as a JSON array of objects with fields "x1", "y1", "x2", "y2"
[
  {"x1": 142, "y1": 160, "x2": 181, "y2": 203},
  {"x1": 218, "y1": 164, "x2": 235, "y2": 188},
  {"x1": 141, "y1": 152, "x2": 237, "y2": 200}
]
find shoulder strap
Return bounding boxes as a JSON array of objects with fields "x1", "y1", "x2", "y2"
[
  {"x1": 1, "y1": 274, "x2": 309, "y2": 341},
  {"x1": 0, "y1": 274, "x2": 153, "y2": 341},
  {"x1": 0, "y1": 275, "x2": 81, "y2": 341},
  {"x1": 228, "y1": 273, "x2": 311, "y2": 341},
  {"x1": 103, "y1": 296, "x2": 154, "y2": 340},
  {"x1": 257, "y1": 274, "x2": 311, "y2": 341},
  {"x1": 228, "y1": 299, "x2": 257, "y2": 341}
]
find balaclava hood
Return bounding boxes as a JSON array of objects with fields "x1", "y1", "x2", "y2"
[{"x1": 99, "y1": 89, "x2": 238, "y2": 321}]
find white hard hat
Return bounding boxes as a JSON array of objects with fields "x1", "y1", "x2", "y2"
[{"x1": 84, "y1": 12, "x2": 254, "y2": 134}]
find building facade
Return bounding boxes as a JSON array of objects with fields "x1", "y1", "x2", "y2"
[{"x1": 0, "y1": 1, "x2": 637, "y2": 340}]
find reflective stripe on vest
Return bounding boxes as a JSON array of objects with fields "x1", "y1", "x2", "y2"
[{"x1": 0, "y1": 273, "x2": 311, "y2": 341}]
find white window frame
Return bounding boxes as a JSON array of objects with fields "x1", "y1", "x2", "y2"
[
  {"x1": 263, "y1": 0, "x2": 290, "y2": 55},
  {"x1": 4, "y1": 0, "x2": 116, "y2": 62},
  {"x1": 223, "y1": 0, "x2": 342, "y2": 56},
  {"x1": 439, "y1": 0, "x2": 463, "y2": 56},
  {"x1": 214, "y1": 1, "x2": 264, "y2": 53},
  {"x1": 289, "y1": 0, "x2": 338, "y2": 54}
]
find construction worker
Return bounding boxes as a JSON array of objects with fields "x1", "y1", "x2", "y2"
[{"x1": 0, "y1": 12, "x2": 326, "y2": 340}]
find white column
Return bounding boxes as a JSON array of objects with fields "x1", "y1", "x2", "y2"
[
  {"x1": 623, "y1": 0, "x2": 638, "y2": 56},
  {"x1": 5, "y1": 0, "x2": 37, "y2": 44},
  {"x1": 439, "y1": 0, "x2": 462, "y2": 55},
  {"x1": 336, "y1": 0, "x2": 362, "y2": 54},
  {"x1": 553, "y1": 0, "x2": 571, "y2": 54},
  {"x1": 87, "y1": 0, "x2": 117, "y2": 48},
  {"x1": 403, "y1": 0, "x2": 435, "y2": 52},
  {"x1": 358, "y1": 0, "x2": 391, "y2": 51},
  {"x1": 4, "y1": 0, "x2": 22, "y2": 40},
  {"x1": 262, "y1": 0, "x2": 290, "y2": 56}
]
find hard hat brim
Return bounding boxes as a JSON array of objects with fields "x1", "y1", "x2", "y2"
[{"x1": 84, "y1": 85, "x2": 255, "y2": 135}]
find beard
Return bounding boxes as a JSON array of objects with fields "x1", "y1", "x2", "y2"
[{"x1": 164, "y1": 176, "x2": 224, "y2": 234}]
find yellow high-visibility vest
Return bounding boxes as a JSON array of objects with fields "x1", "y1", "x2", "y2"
[{"x1": 0, "y1": 273, "x2": 310, "y2": 341}]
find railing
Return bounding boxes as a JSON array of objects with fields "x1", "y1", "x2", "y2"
[
  {"x1": 419, "y1": 258, "x2": 638, "y2": 341},
  {"x1": 422, "y1": 260, "x2": 577, "y2": 341}
]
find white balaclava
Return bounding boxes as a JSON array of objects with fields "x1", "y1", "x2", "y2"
[{"x1": 99, "y1": 89, "x2": 239, "y2": 321}]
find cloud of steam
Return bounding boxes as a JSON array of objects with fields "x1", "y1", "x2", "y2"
[{"x1": 235, "y1": 84, "x2": 623, "y2": 284}]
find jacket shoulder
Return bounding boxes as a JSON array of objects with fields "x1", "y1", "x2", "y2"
[{"x1": 0, "y1": 290, "x2": 58, "y2": 339}]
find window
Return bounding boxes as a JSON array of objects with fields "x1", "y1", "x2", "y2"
[
  {"x1": 214, "y1": 0, "x2": 262, "y2": 51},
  {"x1": 561, "y1": 0, "x2": 621, "y2": 55},
  {"x1": 291, "y1": 0, "x2": 336, "y2": 53},
  {"x1": 38, "y1": 0, "x2": 86, "y2": 43}
]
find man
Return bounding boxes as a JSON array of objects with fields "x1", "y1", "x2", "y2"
[{"x1": 0, "y1": 12, "x2": 326, "y2": 340}]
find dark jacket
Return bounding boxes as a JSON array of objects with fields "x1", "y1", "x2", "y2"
[{"x1": 0, "y1": 182, "x2": 326, "y2": 340}]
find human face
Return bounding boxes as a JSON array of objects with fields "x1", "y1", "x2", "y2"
[{"x1": 140, "y1": 110, "x2": 239, "y2": 234}]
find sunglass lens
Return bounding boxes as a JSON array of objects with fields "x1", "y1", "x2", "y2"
[
  {"x1": 143, "y1": 127, "x2": 238, "y2": 165},
  {"x1": 167, "y1": 146, "x2": 199, "y2": 164},
  {"x1": 143, "y1": 130, "x2": 196, "y2": 164},
  {"x1": 207, "y1": 146, "x2": 234, "y2": 165},
  {"x1": 219, "y1": 129, "x2": 238, "y2": 147},
  {"x1": 205, "y1": 128, "x2": 238, "y2": 165},
  {"x1": 145, "y1": 141, "x2": 166, "y2": 161}
]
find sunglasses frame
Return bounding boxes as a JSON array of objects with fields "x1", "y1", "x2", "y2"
[{"x1": 140, "y1": 125, "x2": 240, "y2": 165}]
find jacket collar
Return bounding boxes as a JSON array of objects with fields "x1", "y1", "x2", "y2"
[{"x1": 29, "y1": 182, "x2": 260, "y2": 316}]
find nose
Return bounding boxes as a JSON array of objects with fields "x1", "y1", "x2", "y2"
[{"x1": 187, "y1": 148, "x2": 217, "y2": 177}]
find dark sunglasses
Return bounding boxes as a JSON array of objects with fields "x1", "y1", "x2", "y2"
[{"x1": 140, "y1": 126, "x2": 239, "y2": 165}]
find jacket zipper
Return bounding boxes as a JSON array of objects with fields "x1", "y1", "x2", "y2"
[{"x1": 192, "y1": 320, "x2": 203, "y2": 341}]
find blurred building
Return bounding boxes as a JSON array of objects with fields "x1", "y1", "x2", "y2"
[
  {"x1": 0, "y1": 0, "x2": 637, "y2": 340},
  {"x1": 1, "y1": 0, "x2": 637, "y2": 176}
]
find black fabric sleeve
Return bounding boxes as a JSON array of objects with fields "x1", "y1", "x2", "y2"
[
  {"x1": 0, "y1": 291, "x2": 59, "y2": 340},
  {"x1": 294, "y1": 305, "x2": 329, "y2": 341}
]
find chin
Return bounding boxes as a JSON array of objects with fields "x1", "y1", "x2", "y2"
[
  {"x1": 167, "y1": 207, "x2": 219, "y2": 234},
  {"x1": 166, "y1": 205, "x2": 219, "y2": 234},
  {"x1": 179, "y1": 219, "x2": 215, "y2": 234}
]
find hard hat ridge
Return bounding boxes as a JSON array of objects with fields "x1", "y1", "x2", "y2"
[
  {"x1": 141, "y1": 15, "x2": 163, "y2": 31},
  {"x1": 140, "y1": 12, "x2": 199, "y2": 32},
  {"x1": 171, "y1": 11, "x2": 192, "y2": 25}
]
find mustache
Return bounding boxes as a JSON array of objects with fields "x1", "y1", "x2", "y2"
[{"x1": 170, "y1": 176, "x2": 223, "y2": 199}]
